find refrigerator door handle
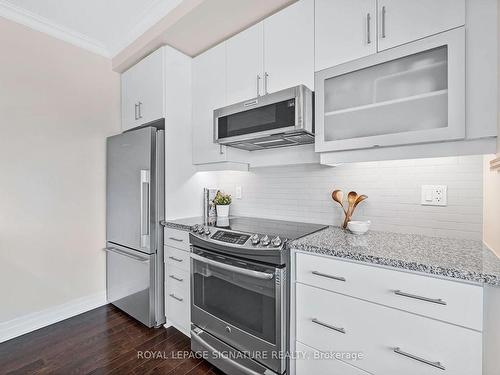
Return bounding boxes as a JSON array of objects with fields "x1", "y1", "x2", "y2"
[
  {"x1": 103, "y1": 247, "x2": 149, "y2": 263},
  {"x1": 140, "y1": 169, "x2": 150, "y2": 248}
]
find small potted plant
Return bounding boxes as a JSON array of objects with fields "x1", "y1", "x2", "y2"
[{"x1": 213, "y1": 191, "x2": 232, "y2": 217}]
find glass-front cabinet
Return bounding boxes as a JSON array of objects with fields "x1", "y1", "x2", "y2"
[{"x1": 315, "y1": 28, "x2": 465, "y2": 152}]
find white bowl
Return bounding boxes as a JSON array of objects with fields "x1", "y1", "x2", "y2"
[{"x1": 347, "y1": 220, "x2": 371, "y2": 235}]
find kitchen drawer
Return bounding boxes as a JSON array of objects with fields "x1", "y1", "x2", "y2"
[
  {"x1": 295, "y1": 341, "x2": 370, "y2": 375},
  {"x1": 165, "y1": 228, "x2": 190, "y2": 251},
  {"x1": 165, "y1": 265, "x2": 190, "y2": 331},
  {"x1": 166, "y1": 263, "x2": 190, "y2": 293},
  {"x1": 295, "y1": 252, "x2": 483, "y2": 330},
  {"x1": 165, "y1": 245, "x2": 190, "y2": 271},
  {"x1": 296, "y1": 283, "x2": 482, "y2": 375}
]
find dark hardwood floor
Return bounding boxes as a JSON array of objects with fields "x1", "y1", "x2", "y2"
[{"x1": 0, "y1": 305, "x2": 225, "y2": 375}]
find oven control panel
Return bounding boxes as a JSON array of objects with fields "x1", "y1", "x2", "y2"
[
  {"x1": 191, "y1": 225, "x2": 287, "y2": 250},
  {"x1": 211, "y1": 230, "x2": 250, "y2": 245}
]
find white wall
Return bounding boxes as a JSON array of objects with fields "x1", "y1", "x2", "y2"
[
  {"x1": 217, "y1": 156, "x2": 484, "y2": 240},
  {"x1": 0, "y1": 17, "x2": 120, "y2": 330}
]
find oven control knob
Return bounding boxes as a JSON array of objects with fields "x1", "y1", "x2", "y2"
[
  {"x1": 271, "y1": 236, "x2": 282, "y2": 247},
  {"x1": 198, "y1": 226, "x2": 205, "y2": 234},
  {"x1": 260, "y1": 235, "x2": 270, "y2": 246},
  {"x1": 192, "y1": 224, "x2": 199, "y2": 233},
  {"x1": 251, "y1": 234, "x2": 260, "y2": 245},
  {"x1": 204, "y1": 227, "x2": 211, "y2": 235}
]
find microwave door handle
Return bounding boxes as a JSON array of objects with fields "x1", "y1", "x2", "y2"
[
  {"x1": 140, "y1": 170, "x2": 150, "y2": 248},
  {"x1": 191, "y1": 253, "x2": 274, "y2": 280}
]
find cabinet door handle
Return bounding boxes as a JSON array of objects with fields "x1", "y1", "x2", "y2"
[
  {"x1": 168, "y1": 237, "x2": 184, "y2": 242},
  {"x1": 169, "y1": 275, "x2": 184, "y2": 282},
  {"x1": 169, "y1": 293, "x2": 183, "y2": 302},
  {"x1": 381, "y1": 6, "x2": 387, "y2": 38},
  {"x1": 168, "y1": 256, "x2": 183, "y2": 262},
  {"x1": 137, "y1": 101, "x2": 143, "y2": 119},
  {"x1": 312, "y1": 270, "x2": 346, "y2": 282},
  {"x1": 394, "y1": 290, "x2": 447, "y2": 305},
  {"x1": 366, "y1": 13, "x2": 372, "y2": 44},
  {"x1": 256, "y1": 74, "x2": 261, "y2": 97},
  {"x1": 264, "y1": 72, "x2": 269, "y2": 94},
  {"x1": 134, "y1": 103, "x2": 138, "y2": 120},
  {"x1": 312, "y1": 318, "x2": 346, "y2": 334},
  {"x1": 393, "y1": 347, "x2": 445, "y2": 370}
]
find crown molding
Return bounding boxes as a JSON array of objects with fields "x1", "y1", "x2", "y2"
[
  {"x1": 109, "y1": 0, "x2": 183, "y2": 57},
  {"x1": 0, "y1": 0, "x2": 110, "y2": 58}
]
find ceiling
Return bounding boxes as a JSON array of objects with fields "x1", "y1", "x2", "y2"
[
  {"x1": 0, "y1": 0, "x2": 296, "y2": 67},
  {"x1": 112, "y1": 0, "x2": 296, "y2": 71},
  {"x1": 0, "y1": 0, "x2": 182, "y2": 57}
]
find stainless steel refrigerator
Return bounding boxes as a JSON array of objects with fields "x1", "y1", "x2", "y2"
[{"x1": 105, "y1": 126, "x2": 165, "y2": 327}]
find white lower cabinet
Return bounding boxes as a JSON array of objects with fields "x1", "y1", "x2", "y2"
[
  {"x1": 165, "y1": 263, "x2": 190, "y2": 334},
  {"x1": 296, "y1": 252, "x2": 483, "y2": 330},
  {"x1": 164, "y1": 228, "x2": 191, "y2": 336},
  {"x1": 165, "y1": 245, "x2": 190, "y2": 271},
  {"x1": 293, "y1": 252, "x2": 484, "y2": 375}
]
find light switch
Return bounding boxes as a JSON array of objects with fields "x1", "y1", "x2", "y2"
[
  {"x1": 421, "y1": 185, "x2": 447, "y2": 206},
  {"x1": 235, "y1": 186, "x2": 242, "y2": 199}
]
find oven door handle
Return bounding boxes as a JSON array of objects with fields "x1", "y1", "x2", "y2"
[
  {"x1": 191, "y1": 253, "x2": 275, "y2": 280},
  {"x1": 191, "y1": 329, "x2": 271, "y2": 375}
]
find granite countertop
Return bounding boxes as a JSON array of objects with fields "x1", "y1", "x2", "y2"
[
  {"x1": 290, "y1": 226, "x2": 500, "y2": 287},
  {"x1": 161, "y1": 217, "x2": 205, "y2": 231}
]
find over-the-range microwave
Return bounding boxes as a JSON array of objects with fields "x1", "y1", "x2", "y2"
[{"x1": 213, "y1": 85, "x2": 314, "y2": 151}]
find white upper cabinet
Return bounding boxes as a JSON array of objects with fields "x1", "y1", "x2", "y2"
[
  {"x1": 263, "y1": 0, "x2": 314, "y2": 92},
  {"x1": 226, "y1": 23, "x2": 264, "y2": 104},
  {"x1": 226, "y1": 0, "x2": 315, "y2": 103},
  {"x1": 315, "y1": 0, "x2": 377, "y2": 72},
  {"x1": 121, "y1": 65, "x2": 139, "y2": 131},
  {"x1": 315, "y1": 28, "x2": 465, "y2": 152},
  {"x1": 378, "y1": 0, "x2": 466, "y2": 51},
  {"x1": 192, "y1": 43, "x2": 228, "y2": 165},
  {"x1": 315, "y1": 0, "x2": 466, "y2": 73},
  {"x1": 121, "y1": 48, "x2": 165, "y2": 132}
]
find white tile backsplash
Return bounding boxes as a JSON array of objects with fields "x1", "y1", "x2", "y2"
[{"x1": 216, "y1": 155, "x2": 484, "y2": 240}]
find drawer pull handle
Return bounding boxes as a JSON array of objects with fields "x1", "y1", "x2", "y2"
[
  {"x1": 169, "y1": 294, "x2": 183, "y2": 302},
  {"x1": 311, "y1": 318, "x2": 346, "y2": 334},
  {"x1": 168, "y1": 237, "x2": 184, "y2": 242},
  {"x1": 312, "y1": 271, "x2": 346, "y2": 282},
  {"x1": 168, "y1": 256, "x2": 183, "y2": 262},
  {"x1": 169, "y1": 275, "x2": 184, "y2": 282},
  {"x1": 393, "y1": 347, "x2": 445, "y2": 371},
  {"x1": 394, "y1": 290, "x2": 447, "y2": 305}
]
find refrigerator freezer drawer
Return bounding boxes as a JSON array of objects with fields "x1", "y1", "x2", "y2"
[{"x1": 105, "y1": 244, "x2": 156, "y2": 327}]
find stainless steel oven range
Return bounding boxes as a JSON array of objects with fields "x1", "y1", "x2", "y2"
[{"x1": 189, "y1": 217, "x2": 327, "y2": 375}]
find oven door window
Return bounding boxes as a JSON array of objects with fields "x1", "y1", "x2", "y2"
[
  {"x1": 217, "y1": 99, "x2": 296, "y2": 139},
  {"x1": 192, "y1": 257, "x2": 277, "y2": 345}
]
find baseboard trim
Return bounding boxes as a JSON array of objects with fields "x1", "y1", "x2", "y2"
[{"x1": 0, "y1": 291, "x2": 107, "y2": 343}]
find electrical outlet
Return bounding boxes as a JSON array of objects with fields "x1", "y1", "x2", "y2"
[
  {"x1": 421, "y1": 185, "x2": 447, "y2": 206},
  {"x1": 235, "y1": 186, "x2": 242, "y2": 199}
]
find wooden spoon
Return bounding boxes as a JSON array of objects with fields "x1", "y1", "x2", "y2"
[
  {"x1": 353, "y1": 194, "x2": 368, "y2": 210},
  {"x1": 331, "y1": 190, "x2": 346, "y2": 214},
  {"x1": 343, "y1": 191, "x2": 359, "y2": 229}
]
